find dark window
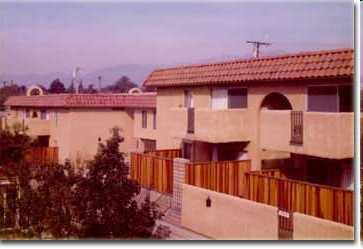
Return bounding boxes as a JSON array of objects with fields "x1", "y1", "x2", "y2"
[
  {"x1": 153, "y1": 110, "x2": 156, "y2": 129},
  {"x1": 307, "y1": 86, "x2": 338, "y2": 112},
  {"x1": 25, "y1": 109, "x2": 30, "y2": 118},
  {"x1": 142, "y1": 110, "x2": 147, "y2": 128},
  {"x1": 339, "y1": 85, "x2": 353, "y2": 112},
  {"x1": 40, "y1": 109, "x2": 47, "y2": 120},
  {"x1": 32, "y1": 111, "x2": 38, "y2": 118},
  {"x1": 228, "y1": 88, "x2": 247, "y2": 108}
]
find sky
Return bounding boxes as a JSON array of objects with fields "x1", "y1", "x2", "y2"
[{"x1": 0, "y1": 1, "x2": 354, "y2": 75}]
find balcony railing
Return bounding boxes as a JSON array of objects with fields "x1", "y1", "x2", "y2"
[{"x1": 290, "y1": 111, "x2": 303, "y2": 145}]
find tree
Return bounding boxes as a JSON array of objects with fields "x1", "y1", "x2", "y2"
[
  {"x1": 48, "y1": 79, "x2": 66, "y2": 94},
  {"x1": 85, "y1": 84, "x2": 97, "y2": 94},
  {"x1": 0, "y1": 84, "x2": 27, "y2": 106},
  {"x1": 74, "y1": 127, "x2": 160, "y2": 239},
  {"x1": 67, "y1": 83, "x2": 75, "y2": 93},
  {"x1": 101, "y1": 76, "x2": 138, "y2": 93}
]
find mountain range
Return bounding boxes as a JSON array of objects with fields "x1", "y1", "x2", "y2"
[{"x1": 0, "y1": 49, "x2": 285, "y2": 89}]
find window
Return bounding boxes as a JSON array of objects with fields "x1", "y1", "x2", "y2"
[
  {"x1": 25, "y1": 109, "x2": 30, "y2": 118},
  {"x1": 184, "y1": 90, "x2": 194, "y2": 108},
  {"x1": 32, "y1": 111, "x2": 38, "y2": 118},
  {"x1": 211, "y1": 88, "x2": 248, "y2": 109},
  {"x1": 211, "y1": 89, "x2": 228, "y2": 109},
  {"x1": 40, "y1": 109, "x2": 47, "y2": 120},
  {"x1": 142, "y1": 110, "x2": 147, "y2": 128},
  {"x1": 228, "y1": 88, "x2": 247, "y2": 108},
  {"x1": 307, "y1": 86, "x2": 338, "y2": 112},
  {"x1": 153, "y1": 110, "x2": 156, "y2": 130}
]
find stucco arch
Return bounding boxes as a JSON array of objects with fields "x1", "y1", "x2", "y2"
[
  {"x1": 128, "y1": 87, "x2": 142, "y2": 94},
  {"x1": 26, "y1": 86, "x2": 44, "y2": 96},
  {"x1": 260, "y1": 92, "x2": 293, "y2": 110}
]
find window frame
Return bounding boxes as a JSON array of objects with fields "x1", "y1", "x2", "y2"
[
  {"x1": 306, "y1": 84, "x2": 339, "y2": 112},
  {"x1": 210, "y1": 87, "x2": 248, "y2": 109}
]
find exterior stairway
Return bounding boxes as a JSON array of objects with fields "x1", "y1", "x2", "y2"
[
  {"x1": 158, "y1": 209, "x2": 209, "y2": 240},
  {"x1": 137, "y1": 187, "x2": 209, "y2": 240}
]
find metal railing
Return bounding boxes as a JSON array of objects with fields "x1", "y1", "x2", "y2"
[{"x1": 290, "y1": 111, "x2": 303, "y2": 145}]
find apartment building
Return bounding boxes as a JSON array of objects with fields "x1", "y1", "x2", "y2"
[
  {"x1": 142, "y1": 48, "x2": 354, "y2": 190},
  {"x1": 3, "y1": 90, "x2": 156, "y2": 165}
]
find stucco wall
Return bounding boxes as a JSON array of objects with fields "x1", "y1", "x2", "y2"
[
  {"x1": 133, "y1": 108, "x2": 157, "y2": 142},
  {"x1": 260, "y1": 110, "x2": 354, "y2": 159},
  {"x1": 7, "y1": 107, "x2": 137, "y2": 165},
  {"x1": 156, "y1": 83, "x2": 308, "y2": 170},
  {"x1": 66, "y1": 108, "x2": 135, "y2": 165},
  {"x1": 293, "y1": 213, "x2": 353, "y2": 240},
  {"x1": 181, "y1": 184, "x2": 278, "y2": 240}
]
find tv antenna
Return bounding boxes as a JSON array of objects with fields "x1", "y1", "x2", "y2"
[{"x1": 246, "y1": 40, "x2": 271, "y2": 58}]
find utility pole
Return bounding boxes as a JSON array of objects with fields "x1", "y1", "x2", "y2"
[
  {"x1": 246, "y1": 40, "x2": 271, "y2": 58},
  {"x1": 98, "y1": 76, "x2": 102, "y2": 93}
]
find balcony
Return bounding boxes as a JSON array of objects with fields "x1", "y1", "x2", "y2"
[
  {"x1": 6, "y1": 117, "x2": 52, "y2": 136},
  {"x1": 260, "y1": 110, "x2": 353, "y2": 159},
  {"x1": 179, "y1": 108, "x2": 250, "y2": 143}
]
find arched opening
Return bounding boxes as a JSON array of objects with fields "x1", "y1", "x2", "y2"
[
  {"x1": 26, "y1": 86, "x2": 44, "y2": 96},
  {"x1": 260, "y1": 92, "x2": 292, "y2": 110},
  {"x1": 259, "y1": 92, "x2": 293, "y2": 170}
]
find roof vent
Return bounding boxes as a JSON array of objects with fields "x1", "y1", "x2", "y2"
[
  {"x1": 128, "y1": 88, "x2": 142, "y2": 94},
  {"x1": 26, "y1": 86, "x2": 44, "y2": 96}
]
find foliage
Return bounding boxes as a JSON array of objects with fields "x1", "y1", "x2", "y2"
[
  {"x1": 101, "y1": 76, "x2": 138, "y2": 93},
  {"x1": 0, "y1": 123, "x2": 31, "y2": 168},
  {"x1": 17, "y1": 162, "x2": 79, "y2": 239},
  {"x1": 48, "y1": 79, "x2": 66, "y2": 94},
  {"x1": 0, "y1": 84, "x2": 27, "y2": 106},
  {"x1": 0, "y1": 127, "x2": 164, "y2": 239},
  {"x1": 74, "y1": 127, "x2": 160, "y2": 239}
]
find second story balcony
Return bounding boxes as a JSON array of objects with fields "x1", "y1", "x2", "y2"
[
  {"x1": 260, "y1": 110, "x2": 353, "y2": 159},
  {"x1": 183, "y1": 108, "x2": 250, "y2": 143},
  {"x1": 6, "y1": 117, "x2": 52, "y2": 136}
]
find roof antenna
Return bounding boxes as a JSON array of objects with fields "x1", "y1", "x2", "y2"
[{"x1": 246, "y1": 41, "x2": 271, "y2": 58}]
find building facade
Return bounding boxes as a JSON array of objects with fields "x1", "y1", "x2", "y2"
[
  {"x1": 3, "y1": 92, "x2": 156, "y2": 165},
  {"x1": 143, "y1": 48, "x2": 354, "y2": 190}
]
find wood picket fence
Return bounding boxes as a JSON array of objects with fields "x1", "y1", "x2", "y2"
[{"x1": 245, "y1": 171, "x2": 353, "y2": 226}]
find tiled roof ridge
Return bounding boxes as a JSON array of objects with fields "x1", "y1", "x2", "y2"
[{"x1": 150, "y1": 47, "x2": 353, "y2": 73}]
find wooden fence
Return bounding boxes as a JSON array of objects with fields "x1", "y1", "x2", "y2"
[
  {"x1": 245, "y1": 171, "x2": 353, "y2": 226},
  {"x1": 185, "y1": 160, "x2": 251, "y2": 197},
  {"x1": 26, "y1": 147, "x2": 59, "y2": 165},
  {"x1": 144, "y1": 149, "x2": 181, "y2": 159},
  {"x1": 130, "y1": 152, "x2": 176, "y2": 194}
]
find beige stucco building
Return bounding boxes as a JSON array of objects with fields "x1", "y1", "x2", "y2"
[
  {"x1": 143, "y1": 48, "x2": 354, "y2": 190},
  {"x1": 3, "y1": 92, "x2": 157, "y2": 165}
]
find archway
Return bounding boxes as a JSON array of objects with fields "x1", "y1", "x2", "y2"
[
  {"x1": 26, "y1": 86, "x2": 44, "y2": 96},
  {"x1": 258, "y1": 92, "x2": 293, "y2": 170},
  {"x1": 260, "y1": 92, "x2": 293, "y2": 110}
]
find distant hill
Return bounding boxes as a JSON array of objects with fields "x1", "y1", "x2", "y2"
[
  {"x1": 0, "y1": 49, "x2": 285, "y2": 89},
  {"x1": 0, "y1": 64, "x2": 160, "y2": 88}
]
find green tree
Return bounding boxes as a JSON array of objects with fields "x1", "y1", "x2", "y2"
[
  {"x1": 0, "y1": 84, "x2": 27, "y2": 106},
  {"x1": 74, "y1": 127, "x2": 160, "y2": 239},
  {"x1": 101, "y1": 76, "x2": 138, "y2": 93},
  {"x1": 48, "y1": 79, "x2": 66, "y2": 94}
]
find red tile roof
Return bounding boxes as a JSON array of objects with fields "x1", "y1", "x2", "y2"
[
  {"x1": 4, "y1": 93, "x2": 156, "y2": 108},
  {"x1": 144, "y1": 48, "x2": 353, "y2": 87}
]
